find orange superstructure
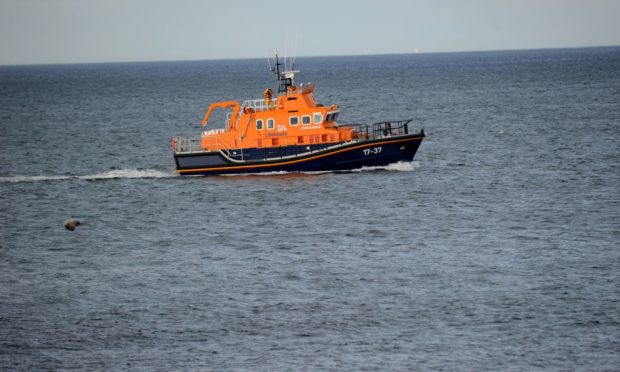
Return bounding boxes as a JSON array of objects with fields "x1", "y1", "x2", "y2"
[{"x1": 198, "y1": 56, "x2": 355, "y2": 152}]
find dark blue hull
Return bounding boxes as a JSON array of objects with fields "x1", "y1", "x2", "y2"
[{"x1": 174, "y1": 132, "x2": 424, "y2": 176}]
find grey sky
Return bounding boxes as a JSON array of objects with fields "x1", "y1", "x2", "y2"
[{"x1": 1, "y1": 0, "x2": 619, "y2": 65}]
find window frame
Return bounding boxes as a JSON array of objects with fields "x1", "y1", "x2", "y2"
[
  {"x1": 256, "y1": 119, "x2": 264, "y2": 130},
  {"x1": 301, "y1": 115, "x2": 311, "y2": 125},
  {"x1": 313, "y1": 112, "x2": 324, "y2": 125},
  {"x1": 325, "y1": 111, "x2": 340, "y2": 122},
  {"x1": 267, "y1": 118, "x2": 275, "y2": 130},
  {"x1": 289, "y1": 116, "x2": 299, "y2": 126}
]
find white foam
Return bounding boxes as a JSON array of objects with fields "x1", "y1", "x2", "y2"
[
  {"x1": 77, "y1": 169, "x2": 176, "y2": 180},
  {"x1": 218, "y1": 170, "x2": 332, "y2": 177},
  {"x1": 0, "y1": 169, "x2": 176, "y2": 183},
  {"x1": 351, "y1": 161, "x2": 420, "y2": 173},
  {"x1": 220, "y1": 170, "x2": 292, "y2": 177},
  {"x1": 217, "y1": 162, "x2": 419, "y2": 177},
  {"x1": 1, "y1": 175, "x2": 73, "y2": 182},
  {"x1": 1, "y1": 163, "x2": 417, "y2": 182}
]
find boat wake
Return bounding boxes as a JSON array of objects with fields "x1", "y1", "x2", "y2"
[
  {"x1": 220, "y1": 170, "x2": 330, "y2": 178},
  {"x1": 219, "y1": 161, "x2": 420, "y2": 177},
  {"x1": 1, "y1": 163, "x2": 418, "y2": 183},
  {"x1": 0, "y1": 169, "x2": 177, "y2": 183},
  {"x1": 352, "y1": 161, "x2": 420, "y2": 173}
]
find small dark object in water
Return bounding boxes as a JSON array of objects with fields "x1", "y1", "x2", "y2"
[{"x1": 64, "y1": 219, "x2": 81, "y2": 231}]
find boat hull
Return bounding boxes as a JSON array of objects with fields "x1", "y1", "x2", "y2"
[{"x1": 174, "y1": 132, "x2": 424, "y2": 176}]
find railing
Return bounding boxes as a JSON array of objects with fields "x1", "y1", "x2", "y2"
[
  {"x1": 240, "y1": 98, "x2": 276, "y2": 112},
  {"x1": 344, "y1": 119, "x2": 411, "y2": 141},
  {"x1": 172, "y1": 137, "x2": 201, "y2": 153},
  {"x1": 172, "y1": 136, "x2": 244, "y2": 160}
]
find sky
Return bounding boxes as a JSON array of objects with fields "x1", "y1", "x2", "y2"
[{"x1": 1, "y1": 0, "x2": 619, "y2": 65}]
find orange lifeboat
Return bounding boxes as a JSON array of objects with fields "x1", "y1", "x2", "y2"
[{"x1": 171, "y1": 54, "x2": 424, "y2": 176}]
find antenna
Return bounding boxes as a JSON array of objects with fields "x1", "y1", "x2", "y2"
[
  {"x1": 291, "y1": 31, "x2": 298, "y2": 71},
  {"x1": 284, "y1": 36, "x2": 289, "y2": 71},
  {"x1": 265, "y1": 53, "x2": 273, "y2": 72}
]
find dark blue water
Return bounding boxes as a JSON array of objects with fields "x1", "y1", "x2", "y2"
[{"x1": 1, "y1": 47, "x2": 619, "y2": 370}]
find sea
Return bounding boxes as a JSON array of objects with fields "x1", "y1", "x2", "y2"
[{"x1": 1, "y1": 47, "x2": 619, "y2": 371}]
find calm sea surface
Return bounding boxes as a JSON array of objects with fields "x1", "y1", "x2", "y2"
[{"x1": 1, "y1": 47, "x2": 619, "y2": 370}]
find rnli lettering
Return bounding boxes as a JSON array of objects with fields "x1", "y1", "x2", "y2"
[{"x1": 265, "y1": 132, "x2": 287, "y2": 138}]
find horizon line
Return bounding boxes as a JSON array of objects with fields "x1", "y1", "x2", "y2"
[{"x1": 1, "y1": 44, "x2": 618, "y2": 68}]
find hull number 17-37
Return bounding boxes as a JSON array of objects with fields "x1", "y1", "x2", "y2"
[{"x1": 363, "y1": 147, "x2": 382, "y2": 156}]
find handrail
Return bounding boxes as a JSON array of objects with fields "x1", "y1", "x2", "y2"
[
  {"x1": 172, "y1": 136, "x2": 239, "y2": 158},
  {"x1": 343, "y1": 119, "x2": 411, "y2": 140},
  {"x1": 240, "y1": 98, "x2": 276, "y2": 112}
]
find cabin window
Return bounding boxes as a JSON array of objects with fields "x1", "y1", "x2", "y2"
[
  {"x1": 301, "y1": 115, "x2": 311, "y2": 125},
  {"x1": 326, "y1": 112, "x2": 339, "y2": 122},
  {"x1": 267, "y1": 118, "x2": 275, "y2": 130},
  {"x1": 289, "y1": 116, "x2": 299, "y2": 126},
  {"x1": 313, "y1": 112, "x2": 323, "y2": 125},
  {"x1": 256, "y1": 119, "x2": 264, "y2": 130}
]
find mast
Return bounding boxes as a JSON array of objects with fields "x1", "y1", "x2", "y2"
[
  {"x1": 273, "y1": 53, "x2": 295, "y2": 95},
  {"x1": 274, "y1": 53, "x2": 282, "y2": 91}
]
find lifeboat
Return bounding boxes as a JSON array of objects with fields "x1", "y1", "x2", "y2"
[{"x1": 171, "y1": 55, "x2": 424, "y2": 176}]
